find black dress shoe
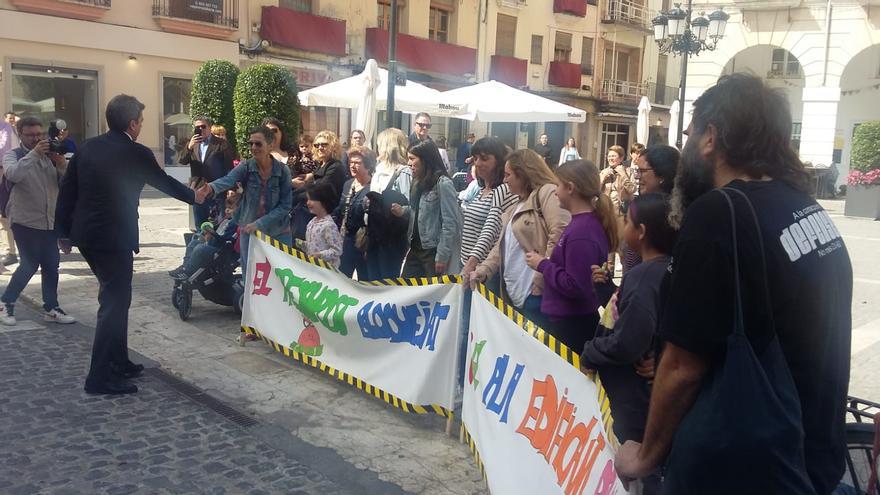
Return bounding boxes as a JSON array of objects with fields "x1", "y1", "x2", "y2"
[
  {"x1": 110, "y1": 361, "x2": 145, "y2": 379},
  {"x1": 84, "y1": 378, "x2": 138, "y2": 395}
]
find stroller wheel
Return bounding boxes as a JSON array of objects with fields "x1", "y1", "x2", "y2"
[
  {"x1": 172, "y1": 286, "x2": 181, "y2": 309},
  {"x1": 233, "y1": 285, "x2": 244, "y2": 315},
  {"x1": 177, "y1": 289, "x2": 192, "y2": 321}
]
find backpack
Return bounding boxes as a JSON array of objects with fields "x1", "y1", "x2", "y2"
[{"x1": 0, "y1": 147, "x2": 26, "y2": 217}]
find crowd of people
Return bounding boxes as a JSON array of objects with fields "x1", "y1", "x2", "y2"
[{"x1": 0, "y1": 73, "x2": 855, "y2": 494}]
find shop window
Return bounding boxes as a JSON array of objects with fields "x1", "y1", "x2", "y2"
[{"x1": 162, "y1": 76, "x2": 193, "y2": 166}]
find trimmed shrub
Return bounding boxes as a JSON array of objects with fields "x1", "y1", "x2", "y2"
[
  {"x1": 851, "y1": 120, "x2": 880, "y2": 173},
  {"x1": 233, "y1": 63, "x2": 301, "y2": 158},
  {"x1": 190, "y1": 60, "x2": 239, "y2": 143}
]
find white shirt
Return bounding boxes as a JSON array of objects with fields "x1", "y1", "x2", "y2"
[
  {"x1": 502, "y1": 203, "x2": 534, "y2": 308},
  {"x1": 199, "y1": 139, "x2": 209, "y2": 162}
]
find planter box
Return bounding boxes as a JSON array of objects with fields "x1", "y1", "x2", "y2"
[{"x1": 844, "y1": 184, "x2": 880, "y2": 219}]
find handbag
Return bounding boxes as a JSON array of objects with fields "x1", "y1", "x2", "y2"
[
  {"x1": 341, "y1": 182, "x2": 369, "y2": 253},
  {"x1": 661, "y1": 187, "x2": 815, "y2": 494}
]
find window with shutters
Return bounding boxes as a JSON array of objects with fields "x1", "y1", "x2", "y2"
[
  {"x1": 280, "y1": 0, "x2": 311, "y2": 13},
  {"x1": 554, "y1": 31, "x2": 572, "y2": 63},
  {"x1": 495, "y1": 14, "x2": 517, "y2": 57},
  {"x1": 770, "y1": 49, "x2": 801, "y2": 78},
  {"x1": 530, "y1": 35, "x2": 543, "y2": 64},
  {"x1": 581, "y1": 37, "x2": 593, "y2": 74},
  {"x1": 429, "y1": 6, "x2": 450, "y2": 43},
  {"x1": 377, "y1": 1, "x2": 402, "y2": 31}
]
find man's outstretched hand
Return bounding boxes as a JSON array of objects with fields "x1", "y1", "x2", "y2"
[{"x1": 193, "y1": 183, "x2": 212, "y2": 204}]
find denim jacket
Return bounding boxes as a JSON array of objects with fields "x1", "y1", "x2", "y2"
[
  {"x1": 407, "y1": 175, "x2": 462, "y2": 267},
  {"x1": 208, "y1": 157, "x2": 292, "y2": 237}
]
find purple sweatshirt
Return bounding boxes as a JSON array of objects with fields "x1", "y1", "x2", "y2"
[{"x1": 537, "y1": 212, "x2": 610, "y2": 319}]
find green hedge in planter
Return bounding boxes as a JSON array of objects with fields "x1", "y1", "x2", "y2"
[
  {"x1": 233, "y1": 64, "x2": 301, "y2": 158},
  {"x1": 190, "y1": 60, "x2": 239, "y2": 144},
  {"x1": 851, "y1": 120, "x2": 880, "y2": 173}
]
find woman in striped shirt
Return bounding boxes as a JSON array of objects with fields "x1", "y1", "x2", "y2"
[{"x1": 460, "y1": 137, "x2": 519, "y2": 283}]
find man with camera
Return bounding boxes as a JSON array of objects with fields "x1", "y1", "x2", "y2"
[
  {"x1": 179, "y1": 116, "x2": 235, "y2": 226},
  {"x1": 0, "y1": 116, "x2": 76, "y2": 326}
]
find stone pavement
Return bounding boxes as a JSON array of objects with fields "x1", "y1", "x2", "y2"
[
  {"x1": 0, "y1": 304, "x2": 406, "y2": 494},
  {"x1": 9, "y1": 189, "x2": 487, "y2": 495}
]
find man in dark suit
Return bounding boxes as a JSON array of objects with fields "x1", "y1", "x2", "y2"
[
  {"x1": 178, "y1": 116, "x2": 235, "y2": 225},
  {"x1": 56, "y1": 94, "x2": 206, "y2": 395}
]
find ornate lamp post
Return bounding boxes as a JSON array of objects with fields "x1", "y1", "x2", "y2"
[{"x1": 652, "y1": 1, "x2": 730, "y2": 148}]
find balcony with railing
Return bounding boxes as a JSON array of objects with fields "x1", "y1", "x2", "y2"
[
  {"x1": 599, "y1": 79, "x2": 647, "y2": 104},
  {"x1": 152, "y1": 0, "x2": 239, "y2": 40},
  {"x1": 648, "y1": 82, "x2": 679, "y2": 106},
  {"x1": 600, "y1": 0, "x2": 651, "y2": 32},
  {"x1": 10, "y1": 0, "x2": 111, "y2": 21}
]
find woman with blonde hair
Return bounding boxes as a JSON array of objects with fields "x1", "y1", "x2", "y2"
[
  {"x1": 470, "y1": 149, "x2": 570, "y2": 327},
  {"x1": 290, "y1": 130, "x2": 348, "y2": 242},
  {"x1": 363, "y1": 128, "x2": 414, "y2": 279},
  {"x1": 601, "y1": 144, "x2": 636, "y2": 213}
]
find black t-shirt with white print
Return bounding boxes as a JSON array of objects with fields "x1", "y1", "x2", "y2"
[{"x1": 659, "y1": 179, "x2": 852, "y2": 495}]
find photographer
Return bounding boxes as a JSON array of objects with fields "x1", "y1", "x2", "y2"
[
  {"x1": 0, "y1": 116, "x2": 76, "y2": 326},
  {"x1": 179, "y1": 116, "x2": 235, "y2": 225}
]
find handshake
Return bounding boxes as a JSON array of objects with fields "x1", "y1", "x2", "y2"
[{"x1": 191, "y1": 183, "x2": 214, "y2": 205}]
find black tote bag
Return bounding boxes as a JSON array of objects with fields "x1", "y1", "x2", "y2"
[{"x1": 661, "y1": 188, "x2": 816, "y2": 495}]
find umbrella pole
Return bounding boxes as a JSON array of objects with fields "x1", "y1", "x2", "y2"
[{"x1": 386, "y1": 0, "x2": 399, "y2": 129}]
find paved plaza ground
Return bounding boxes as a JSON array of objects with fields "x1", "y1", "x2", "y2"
[{"x1": 0, "y1": 186, "x2": 877, "y2": 493}]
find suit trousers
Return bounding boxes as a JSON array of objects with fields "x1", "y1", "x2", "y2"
[{"x1": 80, "y1": 248, "x2": 134, "y2": 383}]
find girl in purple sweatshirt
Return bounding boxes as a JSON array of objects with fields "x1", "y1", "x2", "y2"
[{"x1": 525, "y1": 160, "x2": 619, "y2": 353}]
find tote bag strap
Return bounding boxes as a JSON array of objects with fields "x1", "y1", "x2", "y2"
[{"x1": 717, "y1": 187, "x2": 775, "y2": 337}]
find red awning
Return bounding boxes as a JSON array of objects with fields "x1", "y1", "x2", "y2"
[
  {"x1": 365, "y1": 28, "x2": 476, "y2": 76},
  {"x1": 549, "y1": 61, "x2": 581, "y2": 89},
  {"x1": 260, "y1": 6, "x2": 346, "y2": 56},
  {"x1": 489, "y1": 55, "x2": 528, "y2": 88},
  {"x1": 553, "y1": 0, "x2": 586, "y2": 17}
]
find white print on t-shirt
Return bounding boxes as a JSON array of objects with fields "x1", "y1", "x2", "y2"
[{"x1": 779, "y1": 209, "x2": 842, "y2": 262}]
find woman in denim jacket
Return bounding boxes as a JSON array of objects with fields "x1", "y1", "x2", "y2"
[
  {"x1": 204, "y1": 126, "x2": 292, "y2": 278},
  {"x1": 391, "y1": 140, "x2": 462, "y2": 277}
]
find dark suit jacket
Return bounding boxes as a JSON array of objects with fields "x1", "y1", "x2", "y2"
[
  {"x1": 56, "y1": 130, "x2": 195, "y2": 253},
  {"x1": 178, "y1": 136, "x2": 236, "y2": 186}
]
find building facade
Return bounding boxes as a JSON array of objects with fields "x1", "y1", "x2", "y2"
[
  {"x1": 1, "y1": 0, "x2": 682, "y2": 167},
  {"x1": 683, "y1": 0, "x2": 880, "y2": 185}
]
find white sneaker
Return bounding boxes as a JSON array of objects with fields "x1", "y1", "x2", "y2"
[
  {"x1": 0, "y1": 304, "x2": 16, "y2": 326},
  {"x1": 44, "y1": 307, "x2": 76, "y2": 324}
]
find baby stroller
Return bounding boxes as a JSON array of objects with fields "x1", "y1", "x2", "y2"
[{"x1": 171, "y1": 230, "x2": 244, "y2": 321}]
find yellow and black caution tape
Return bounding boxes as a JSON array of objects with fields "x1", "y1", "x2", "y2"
[{"x1": 241, "y1": 325, "x2": 453, "y2": 418}]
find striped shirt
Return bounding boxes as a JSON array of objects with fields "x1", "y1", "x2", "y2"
[{"x1": 460, "y1": 183, "x2": 519, "y2": 265}]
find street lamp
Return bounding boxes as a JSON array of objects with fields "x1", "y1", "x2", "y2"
[{"x1": 653, "y1": 1, "x2": 730, "y2": 148}]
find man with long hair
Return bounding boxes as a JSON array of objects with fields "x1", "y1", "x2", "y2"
[{"x1": 615, "y1": 73, "x2": 852, "y2": 495}]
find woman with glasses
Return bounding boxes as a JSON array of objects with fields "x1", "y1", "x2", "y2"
[
  {"x1": 261, "y1": 117, "x2": 292, "y2": 166},
  {"x1": 290, "y1": 130, "x2": 348, "y2": 242},
  {"x1": 333, "y1": 146, "x2": 374, "y2": 279},
  {"x1": 202, "y1": 126, "x2": 292, "y2": 278}
]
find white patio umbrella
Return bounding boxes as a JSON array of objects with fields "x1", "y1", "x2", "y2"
[
  {"x1": 441, "y1": 80, "x2": 586, "y2": 122},
  {"x1": 298, "y1": 62, "x2": 467, "y2": 116},
  {"x1": 668, "y1": 100, "x2": 680, "y2": 147},
  {"x1": 164, "y1": 112, "x2": 192, "y2": 126},
  {"x1": 354, "y1": 59, "x2": 380, "y2": 144},
  {"x1": 636, "y1": 96, "x2": 652, "y2": 145}
]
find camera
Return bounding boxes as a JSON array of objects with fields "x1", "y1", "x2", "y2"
[{"x1": 48, "y1": 119, "x2": 71, "y2": 155}]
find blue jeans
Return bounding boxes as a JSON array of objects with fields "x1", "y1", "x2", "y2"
[
  {"x1": 339, "y1": 234, "x2": 368, "y2": 280},
  {"x1": 184, "y1": 243, "x2": 220, "y2": 275},
  {"x1": 1, "y1": 224, "x2": 60, "y2": 310},
  {"x1": 240, "y1": 231, "x2": 292, "y2": 280}
]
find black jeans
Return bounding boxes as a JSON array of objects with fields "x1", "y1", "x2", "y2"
[
  {"x1": 80, "y1": 248, "x2": 134, "y2": 384},
  {"x1": 1, "y1": 224, "x2": 59, "y2": 310},
  {"x1": 401, "y1": 245, "x2": 438, "y2": 278},
  {"x1": 366, "y1": 240, "x2": 407, "y2": 281}
]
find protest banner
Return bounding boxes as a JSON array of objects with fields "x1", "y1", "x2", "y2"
[
  {"x1": 461, "y1": 285, "x2": 630, "y2": 495},
  {"x1": 241, "y1": 232, "x2": 463, "y2": 415}
]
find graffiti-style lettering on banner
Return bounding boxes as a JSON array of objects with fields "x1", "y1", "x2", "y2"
[
  {"x1": 242, "y1": 233, "x2": 462, "y2": 414},
  {"x1": 461, "y1": 288, "x2": 629, "y2": 495}
]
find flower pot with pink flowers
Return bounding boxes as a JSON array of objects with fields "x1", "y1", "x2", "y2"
[{"x1": 844, "y1": 121, "x2": 880, "y2": 220}]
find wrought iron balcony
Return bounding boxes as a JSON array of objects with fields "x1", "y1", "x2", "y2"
[
  {"x1": 601, "y1": 0, "x2": 651, "y2": 32},
  {"x1": 599, "y1": 79, "x2": 648, "y2": 104},
  {"x1": 152, "y1": 0, "x2": 239, "y2": 40}
]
